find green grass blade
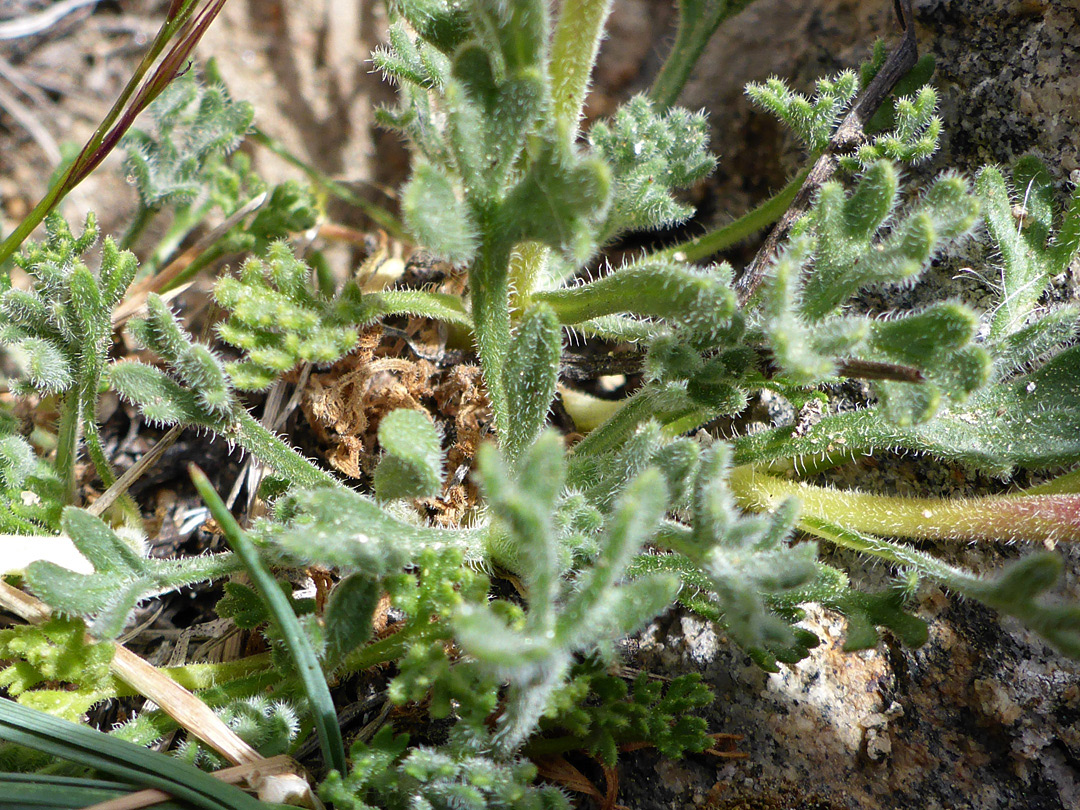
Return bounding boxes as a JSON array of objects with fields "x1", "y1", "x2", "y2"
[
  {"x1": 0, "y1": 772, "x2": 191, "y2": 809},
  {"x1": 190, "y1": 465, "x2": 348, "y2": 776},
  {"x1": 0, "y1": 700, "x2": 266, "y2": 810}
]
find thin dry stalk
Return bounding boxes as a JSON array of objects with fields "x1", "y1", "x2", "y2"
[
  {"x1": 80, "y1": 754, "x2": 303, "y2": 810},
  {"x1": 112, "y1": 191, "x2": 268, "y2": 326},
  {"x1": 88, "y1": 424, "x2": 184, "y2": 517}
]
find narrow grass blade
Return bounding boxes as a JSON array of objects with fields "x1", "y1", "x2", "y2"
[
  {"x1": 0, "y1": 700, "x2": 266, "y2": 810},
  {"x1": 0, "y1": 773, "x2": 185, "y2": 810},
  {"x1": 190, "y1": 465, "x2": 348, "y2": 775}
]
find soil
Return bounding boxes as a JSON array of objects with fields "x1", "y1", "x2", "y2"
[{"x1": 1, "y1": 1, "x2": 1079, "y2": 808}]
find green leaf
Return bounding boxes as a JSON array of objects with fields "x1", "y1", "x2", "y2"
[
  {"x1": 0, "y1": 700, "x2": 266, "y2": 810},
  {"x1": 501, "y1": 305, "x2": 561, "y2": 466},
  {"x1": 324, "y1": 574, "x2": 380, "y2": 667},
  {"x1": 109, "y1": 361, "x2": 220, "y2": 429},
  {"x1": 25, "y1": 507, "x2": 238, "y2": 639},
  {"x1": 191, "y1": 466, "x2": 347, "y2": 776},
  {"x1": 402, "y1": 162, "x2": 478, "y2": 265},
  {"x1": 978, "y1": 156, "x2": 1080, "y2": 339},
  {"x1": 334, "y1": 286, "x2": 472, "y2": 330},
  {"x1": 498, "y1": 138, "x2": 611, "y2": 261},
  {"x1": 844, "y1": 86, "x2": 942, "y2": 170},
  {"x1": 460, "y1": 438, "x2": 677, "y2": 752},
  {"x1": 805, "y1": 518, "x2": 1080, "y2": 659},
  {"x1": 373, "y1": 409, "x2": 444, "y2": 501},
  {"x1": 746, "y1": 71, "x2": 858, "y2": 153},
  {"x1": 262, "y1": 486, "x2": 481, "y2": 572},
  {"x1": 0, "y1": 616, "x2": 114, "y2": 720},
  {"x1": 533, "y1": 261, "x2": 736, "y2": 340},
  {"x1": 589, "y1": 96, "x2": 715, "y2": 240},
  {"x1": 214, "y1": 243, "x2": 361, "y2": 390},
  {"x1": 736, "y1": 343, "x2": 1080, "y2": 476},
  {"x1": 448, "y1": 46, "x2": 544, "y2": 192}
]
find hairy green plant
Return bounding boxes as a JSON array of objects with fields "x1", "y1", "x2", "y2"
[
  {"x1": 213, "y1": 241, "x2": 469, "y2": 391},
  {"x1": 23, "y1": 507, "x2": 238, "y2": 640},
  {"x1": 0, "y1": 433, "x2": 63, "y2": 534},
  {"x1": 1, "y1": 1, "x2": 1080, "y2": 807},
  {"x1": 321, "y1": 726, "x2": 569, "y2": 810},
  {"x1": 119, "y1": 64, "x2": 320, "y2": 282},
  {"x1": 536, "y1": 663, "x2": 714, "y2": 765},
  {"x1": 1, "y1": 214, "x2": 136, "y2": 501}
]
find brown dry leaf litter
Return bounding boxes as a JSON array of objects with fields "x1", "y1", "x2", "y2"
[{"x1": 301, "y1": 317, "x2": 491, "y2": 526}]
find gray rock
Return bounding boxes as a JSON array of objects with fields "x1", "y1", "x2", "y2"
[{"x1": 615, "y1": 2, "x2": 1080, "y2": 808}]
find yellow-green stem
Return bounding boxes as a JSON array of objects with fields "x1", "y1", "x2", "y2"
[
  {"x1": 651, "y1": 167, "x2": 808, "y2": 263},
  {"x1": 730, "y1": 466, "x2": 1080, "y2": 543}
]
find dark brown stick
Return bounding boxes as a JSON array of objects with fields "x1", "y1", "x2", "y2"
[{"x1": 734, "y1": 0, "x2": 919, "y2": 305}]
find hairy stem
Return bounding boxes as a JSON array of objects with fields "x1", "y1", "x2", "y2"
[
  {"x1": 652, "y1": 167, "x2": 807, "y2": 263},
  {"x1": 234, "y1": 409, "x2": 337, "y2": 489},
  {"x1": 80, "y1": 400, "x2": 142, "y2": 524},
  {"x1": 649, "y1": 0, "x2": 757, "y2": 110},
  {"x1": 54, "y1": 394, "x2": 82, "y2": 505},
  {"x1": 730, "y1": 466, "x2": 1080, "y2": 543}
]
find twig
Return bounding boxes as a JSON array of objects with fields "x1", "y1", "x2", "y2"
[
  {"x1": 734, "y1": 0, "x2": 919, "y2": 304},
  {"x1": 835, "y1": 357, "x2": 923, "y2": 383},
  {"x1": 0, "y1": 77, "x2": 61, "y2": 162},
  {"x1": 111, "y1": 192, "x2": 268, "y2": 326},
  {"x1": 0, "y1": 0, "x2": 101, "y2": 40},
  {"x1": 87, "y1": 425, "x2": 184, "y2": 518}
]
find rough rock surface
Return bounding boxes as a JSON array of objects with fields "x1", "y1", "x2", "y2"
[{"x1": 609, "y1": 2, "x2": 1080, "y2": 808}]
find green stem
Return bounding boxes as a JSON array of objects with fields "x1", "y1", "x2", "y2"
[
  {"x1": 549, "y1": 0, "x2": 614, "y2": 142},
  {"x1": 249, "y1": 127, "x2": 406, "y2": 239},
  {"x1": 570, "y1": 384, "x2": 709, "y2": 460},
  {"x1": 144, "y1": 202, "x2": 211, "y2": 276},
  {"x1": 82, "y1": 410, "x2": 142, "y2": 525},
  {"x1": 799, "y1": 516, "x2": 973, "y2": 585},
  {"x1": 234, "y1": 409, "x2": 337, "y2": 489},
  {"x1": 649, "y1": 0, "x2": 757, "y2": 110},
  {"x1": 342, "y1": 622, "x2": 438, "y2": 674},
  {"x1": 650, "y1": 167, "x2": 808, "y2": 263},
  {"x1": 729, "y1": 466, "x2": 1080, "y2": 543},
  {"x1": 191, "y1": 466, "x2": 348, "y2": 776},
  {"x1": 471, "y1": 240, "x2": 514, "y2": 439},
  {"x1": 519, "y1": 0, "x2": 615, "y2": 308},
  {"x1": 80, "y1": 400, "x2": 117, "y2": 492},
  {"x1": 54, "y1": 394, "x2": 81, "y2": 505}
]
